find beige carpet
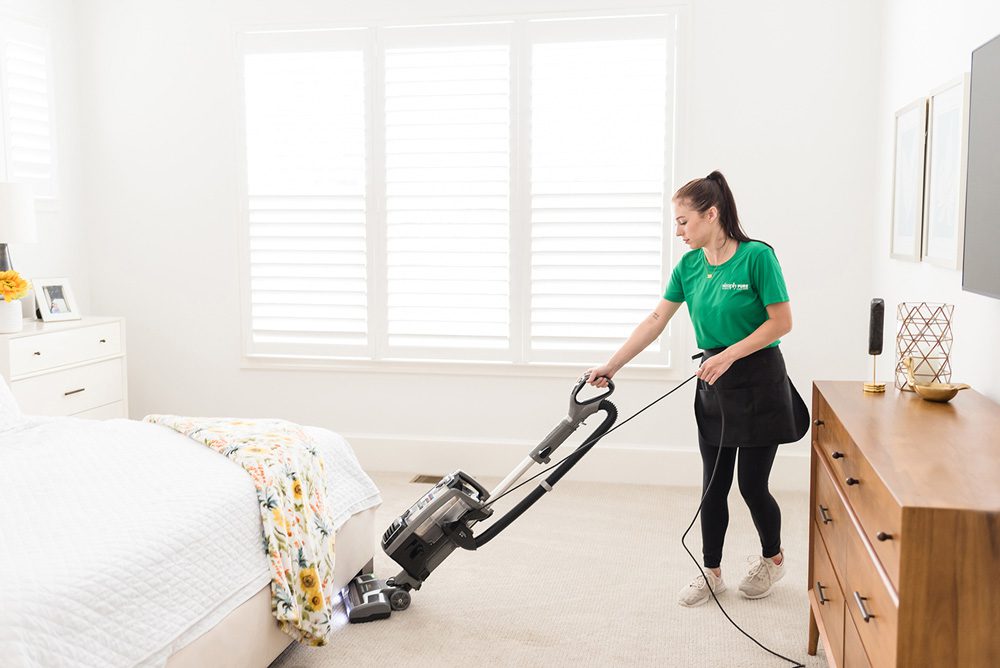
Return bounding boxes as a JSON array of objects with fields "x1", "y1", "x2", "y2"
[{"x1": 272, "y1": 471, "x2": 830, "y2": 668}]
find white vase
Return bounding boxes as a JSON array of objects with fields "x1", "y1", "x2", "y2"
[{"x1": 0, "y1": 299, "x2": 23, "y2": 333}]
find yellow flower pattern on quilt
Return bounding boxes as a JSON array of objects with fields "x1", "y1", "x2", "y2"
[{"x1": 143, "y1": 415, "x2": 338, "y2": 646}]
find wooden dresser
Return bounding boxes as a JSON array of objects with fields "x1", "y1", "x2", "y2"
[{"x1": 807, "y1": 381, "x2": 1000, "y2": 667}]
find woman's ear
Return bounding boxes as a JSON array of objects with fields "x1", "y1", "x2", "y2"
[{"x1": 706, "y1": 205, "x2": 719, "y2": 223}]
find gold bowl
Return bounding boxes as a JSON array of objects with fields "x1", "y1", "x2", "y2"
[
  {"x1": 911, "y1": 382, "x2": 970, "y2": 403},
  {"x1": 902, "y1": 357, "x2": 969, "y2": 402}
]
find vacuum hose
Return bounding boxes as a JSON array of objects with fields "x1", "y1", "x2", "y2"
[{"x1": 473, "y1": 399, "x2": 618, "y2": 548}]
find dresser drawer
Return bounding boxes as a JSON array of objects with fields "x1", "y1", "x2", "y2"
[
  {"x1": 843, "y1": 611, "x2": 872, "y2": 668},
  {"x1": 843, "y1": 449, "x2": 902, "y2": 589},
  {"x1": 11, "y1": 358, "x2": 124, "y2": 416},
  {"x1": 811, "y1": 519, "x2": 845, "y2": 668},
  {"x1": 8, "y1": 321, "x2": 122, "y2": 377},
  {"x1": 843, "y1": 522, "x2": 898, "y2": 667},
  {"x1": 813, "y1": 448, "x2": 849, "y2": 583},
  {"x1": 812, "y1": 396, "x2": 858, "y2": 480}
]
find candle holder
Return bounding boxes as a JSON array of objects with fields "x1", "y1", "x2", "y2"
[{"x1": 895, "y1": 302, "x2": 954, "y2": 391}]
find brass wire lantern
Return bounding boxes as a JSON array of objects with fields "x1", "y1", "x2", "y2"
[{"x1": 895, "y1": 302, "x2": 954, "y2": 391}]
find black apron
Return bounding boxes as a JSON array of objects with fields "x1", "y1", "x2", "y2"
[{"x1": 694, "y1": 346, "x2": 810, "y2": 448}]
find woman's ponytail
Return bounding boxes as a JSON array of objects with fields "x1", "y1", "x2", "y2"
[{"x1": 674, "y1": 171, "x2": 751, "y2": 243}]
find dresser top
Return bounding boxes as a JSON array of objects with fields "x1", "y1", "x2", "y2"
[
  {"x1": 0, "y1": 316, "x2": 123, "y2": 339},
  {"x1": 814, "y1": 380, "x2": 1000, "y2": 512}
]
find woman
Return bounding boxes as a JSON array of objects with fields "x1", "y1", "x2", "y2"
[{"x1": 586, "y1": 171, "x2": 808, "y2": 608}]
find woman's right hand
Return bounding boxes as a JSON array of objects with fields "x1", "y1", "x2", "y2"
[{"x1": 585, "y1": 364, "x2": 616, "y2": 388}]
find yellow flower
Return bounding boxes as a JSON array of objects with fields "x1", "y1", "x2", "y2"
[
  {"x1": 306, "y1": 590, "x2": 324, "y2": 611},
  {"x1": 292, "y1": 479, "x2": 303, "y2": 500},
  {"x1": 299, "y1": 567, "x2": 318, "y2": 591},
  {"x1": 0, "y1": 271, "x2": 29, "y2": 302}
]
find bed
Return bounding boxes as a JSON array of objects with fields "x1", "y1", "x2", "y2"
[{"x1": 0, "y1": 386, "x2": 382, "y2": 668}]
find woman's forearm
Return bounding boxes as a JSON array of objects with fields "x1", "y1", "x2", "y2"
[{"x1": 606, "y1": 313, "x2": 668, "y2": 372}]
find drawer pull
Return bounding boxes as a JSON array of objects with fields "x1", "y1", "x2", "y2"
[
  {"x1": 813, "y1": 419, "x2": 825, "y2": 427},
  {"x1": 99, "y1": 338, "x2": 107, "y2": 343},
  {"x1": 876, "y1": 531, "x2": 893, "y2": 541},
  {"x1": 831, "y1": 451, "x2": 845, "y2": 459},
  {"x1": 818, "y1": 505, "x2": 833, "y2": 525},
  {"x1": 853, "y1": 591, "x2": 874, "y2": 622},
  {"x1": 846, "y1": 477, "x2": 860, "y2": 486},
  {"x1": 814, "y1": 581, "x2": 828, "y2": 605},
  {"x1": 33, "y1": 351, "x2": 41, "y2": 356},
  {"x1": 64, "y1": 388, "x2": 86, "y2": 396}
]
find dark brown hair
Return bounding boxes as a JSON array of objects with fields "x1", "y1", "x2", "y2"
[{"x1": 673, "y1": 171, "x2": 751, "y2": 243}]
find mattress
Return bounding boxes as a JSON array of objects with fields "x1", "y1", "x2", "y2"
[{"x1": 0, "y1": 416, "x2": 381, "y2": 668}]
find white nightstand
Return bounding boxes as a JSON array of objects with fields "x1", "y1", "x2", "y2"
[{"x1": 0, "y1": 316, "x2": 129, "y2": 418}]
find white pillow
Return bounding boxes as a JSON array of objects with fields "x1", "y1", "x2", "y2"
[{"x1": 0, "y1": 374, "x2": 25, "y2": 431}]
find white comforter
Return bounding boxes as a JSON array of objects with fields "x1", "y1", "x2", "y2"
[{"x1": 0, "y1": 416, "x2": 381, "y2": 667}]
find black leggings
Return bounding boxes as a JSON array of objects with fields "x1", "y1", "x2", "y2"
[{"x1": 699, "y1": 443, "x2": 781, "y2": 569}]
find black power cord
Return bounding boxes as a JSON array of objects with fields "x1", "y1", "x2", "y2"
[{"x1": 481, "y1": 365, "x2": 805, "y2": 668}]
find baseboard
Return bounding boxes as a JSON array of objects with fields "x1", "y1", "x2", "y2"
[{"x1": 345, "y1": 433, "x2": 811, "y2": 492}]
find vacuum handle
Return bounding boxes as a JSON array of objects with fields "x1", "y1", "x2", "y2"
[{"x1": 572, "y1": 375, "x2": 614, "y2": 405}]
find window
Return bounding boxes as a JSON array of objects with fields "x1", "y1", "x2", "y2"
[
  {"x1": 239, "y1": 13, "x2": 678, "y2": 367},
  {"x1": 0, "y1": 18, "x2": 57, "y2": 199}
]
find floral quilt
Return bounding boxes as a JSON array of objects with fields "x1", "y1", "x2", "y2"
[{"x1": 143, "y1": 415, "x2": 338, "y2": 646}]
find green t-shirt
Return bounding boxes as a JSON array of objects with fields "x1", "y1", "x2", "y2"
[{"x1": 663, "y1": 240, "x2": 789, "y2": 350}]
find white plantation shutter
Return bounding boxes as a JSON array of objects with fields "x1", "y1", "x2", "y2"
[
  {"x1": 241, "y1": 33, "x2": 369, "y2": 356},
  {"x1": 239, "y1": 16, "x2": 678, "y2": 366},
  {"x1": 0, "y1": 20, "x2": 56, "y2": 197},
  {"x1": 528, "y1": 18, "x2": 671, "y2": 363},
  {"x1": 382, "y1": 25, "x2": 512, "y2": 357}
]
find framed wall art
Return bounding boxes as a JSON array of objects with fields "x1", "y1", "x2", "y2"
[
  {"x1": 922, "y1": 74, "x2": 970, "y2": 269},
  {"x1": 890, "y1": 97, "x2": 928, "y2": 262}
]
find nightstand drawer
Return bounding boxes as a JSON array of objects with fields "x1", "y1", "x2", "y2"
[
  {"x1": 8, "y1": 322, "x2": 122, "y2": 377},
  {"x1": 11, "y1": 358, "x2": 124, "y2": 415}
]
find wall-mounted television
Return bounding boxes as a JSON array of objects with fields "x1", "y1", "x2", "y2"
[{"x1": 962, "y1": 32, "x2": 1000, "y2": 299}]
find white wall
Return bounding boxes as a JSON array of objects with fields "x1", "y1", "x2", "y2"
[
  {"x1": 77, "y1": 0, "x2": 883, "y2": 490},
  {"x1": 875, "y1": 0, "x2": 1000, "y2": 402},
  {"x1": 0, "y1": 0, "x2": 89, "y2": 316}
]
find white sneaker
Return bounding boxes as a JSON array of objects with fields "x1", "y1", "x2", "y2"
[
  {"x1": 738, "y1": 551, "x2": 785, "y2": 599},
  {"x1": 678, "y1": 569, "x2": 726, "y2": 607}
]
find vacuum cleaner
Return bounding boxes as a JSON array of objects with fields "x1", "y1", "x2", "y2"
[
  {"x1": 341, "y1": 361, "x2": 805, "y2": 668},
  {"x1": 343, "y1": 373, "x2": 616, "y2": 622}
]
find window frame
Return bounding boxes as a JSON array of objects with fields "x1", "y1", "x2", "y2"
[{"x1": 234, "y1": 7, "x2": 692, "y2": 378}]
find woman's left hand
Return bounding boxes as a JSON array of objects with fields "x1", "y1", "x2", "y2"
[{"x1": 696, "y1": 353, "x2": 735, "y2": 385}]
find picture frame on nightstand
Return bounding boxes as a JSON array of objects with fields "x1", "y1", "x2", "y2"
[{"x1": 32, "y1": 277, "x2": 82, "y2": 322}]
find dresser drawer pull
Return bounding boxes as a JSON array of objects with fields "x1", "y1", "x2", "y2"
[
  {"x1": 831, "y1": 451, "x2": 845, "y2": 459},
  {"x1": 33, "y1": 351, "x2": 41, "y2": 356},
  {"x1": 99, "y1": 338, "x2": 107, "y2": 343},
  {"x1": 814, "y1": 581, "x2": 828, "y2": 605},
  {"x1": 818, "y1": 505, "x2": 833, "y2": 524},
  {"x1": 876, "y1": 531, "x2": 893, "y2": 541},
  {"x1": 853, "y1": 592, "x2": 874, "y2": 622},
  {"x1": 64, "y1": 388, "x2": 86, "y2": 396},
  {"x1": 846, "y1": 477, "x2": 860, "y2": 486},
  {"x1": 813, "y1": 419, "x2": 825, "y2": 427}
]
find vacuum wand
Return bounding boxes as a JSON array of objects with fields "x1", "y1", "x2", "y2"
[{"x1": 490, "y1": 374, "x2": 614, "y2": 500}]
